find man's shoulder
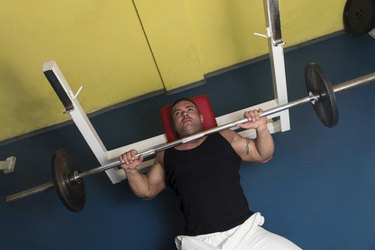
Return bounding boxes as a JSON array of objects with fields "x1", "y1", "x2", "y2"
[{"x1": 219, "y1": 129, "x2": 239, "y2": 144}]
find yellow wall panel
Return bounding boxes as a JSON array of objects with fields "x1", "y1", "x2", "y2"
[
  {"x1": 134, "y1": 0, "x2": 204, "y2": 91},
  {"x1": 184, "y1": 0, "x2": 268, "y2": 73},
  {"x1": 183, "y1": 0, "x2": 346, "y2": 73},
  {"x1": 281, "y1": 0, "x2": 347, "y2": 46},
  {"x1": 0, "y1": 0, "x2": 162, "y2": 141},
  {"x1": 0, "y1": 0, "x2": 348, "y2": 142}
]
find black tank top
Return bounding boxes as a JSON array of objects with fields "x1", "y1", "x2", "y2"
[{"x1": 164, "y1": 132, "x2": 252, "y2": 236}]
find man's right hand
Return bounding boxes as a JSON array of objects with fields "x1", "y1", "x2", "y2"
[{"x1": 119, "y1": 149, "x2": 144, "y2": 171}]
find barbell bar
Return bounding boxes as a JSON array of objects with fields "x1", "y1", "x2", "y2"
[{"x1": 6, "y1": 63, "x2": 375, "y2": 212}]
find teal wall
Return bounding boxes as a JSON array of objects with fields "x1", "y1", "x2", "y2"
[{"x1": 0, "y1": 33, "x2": 374, "y2": 250}]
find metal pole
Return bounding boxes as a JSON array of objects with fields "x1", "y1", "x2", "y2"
[
  {"x1": 6, "y1": 71, "x2": 375, "y2": 202},
  {"x1": 333, "y1": 72, "x2": 375, "y2": 93},
  {"x1": 77, "y1": 71, "x2": 375, "y2": 180},
  {"x1": 76, "y1": 94, "x2": 317, "y2": 180},
  {"x1": 6, "y1": 181, "x2": 55, "y2": 202}
]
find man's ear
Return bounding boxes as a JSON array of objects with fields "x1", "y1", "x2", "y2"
[{"x1": 200, "y1": 114, "x2": 204, "y2": 124}]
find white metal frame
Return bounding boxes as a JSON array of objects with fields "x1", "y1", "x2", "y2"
[
  {"x1": 42, "y1": 0, "x2": 290, "y2": 184},
  {"x1": 263, "y1": 0, "x2": 290, "y2": 132}
]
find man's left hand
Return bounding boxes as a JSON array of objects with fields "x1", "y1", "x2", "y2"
[{"x1": 238, "y1": 109, "x2": 268, "y2": 130}]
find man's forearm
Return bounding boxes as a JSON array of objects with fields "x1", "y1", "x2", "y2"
[
  {"x1": 124, "y1": 169, "x2": 151, "y2": 199},
  {"x1": 255, "y1": 124, "x2": 274, "y2": 162}
]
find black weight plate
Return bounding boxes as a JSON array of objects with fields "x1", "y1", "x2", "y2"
[
  {"x1": 343, "y1": 0, "x2": 375, "y2": 36},
  {"x1": 305, "y1": 63, "x2": 339, "y2": 128},
  {"x1": 51, "y1": 150, "x2": 85, "y2": 212}
]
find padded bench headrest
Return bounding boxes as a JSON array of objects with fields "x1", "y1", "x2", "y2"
[{"x1": 159, "y1": 95, "x2": 218, "y2": 142}]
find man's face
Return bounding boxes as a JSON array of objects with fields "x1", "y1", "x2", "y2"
[{"x1": 170, "y1": 100, "x2": 203, "y2": 137}]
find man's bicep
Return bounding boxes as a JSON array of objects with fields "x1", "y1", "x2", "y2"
[{"x1": 230, "y1": 133, "x2": 263, "y2": 162}]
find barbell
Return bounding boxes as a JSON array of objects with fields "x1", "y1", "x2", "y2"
[{"x1": 6, "y1": 63, "x2": 375, "y2": 212}]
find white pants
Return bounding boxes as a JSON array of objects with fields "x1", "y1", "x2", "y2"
[{"x1": 175, "y1": 213, "x2": 301, "y2": 250}]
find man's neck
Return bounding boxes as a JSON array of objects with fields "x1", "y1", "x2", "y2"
[{"x1": 174, "y1": 136, "x2": 207, "y2": 151}]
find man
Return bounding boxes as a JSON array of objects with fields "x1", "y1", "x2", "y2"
[{"x1": 120, "y1": 98, "x2": 301, "y2": 250}]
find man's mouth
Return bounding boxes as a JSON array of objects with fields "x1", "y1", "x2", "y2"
[{"x1": 182, "y1": 118, "x2": 192, "y2": 124}]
